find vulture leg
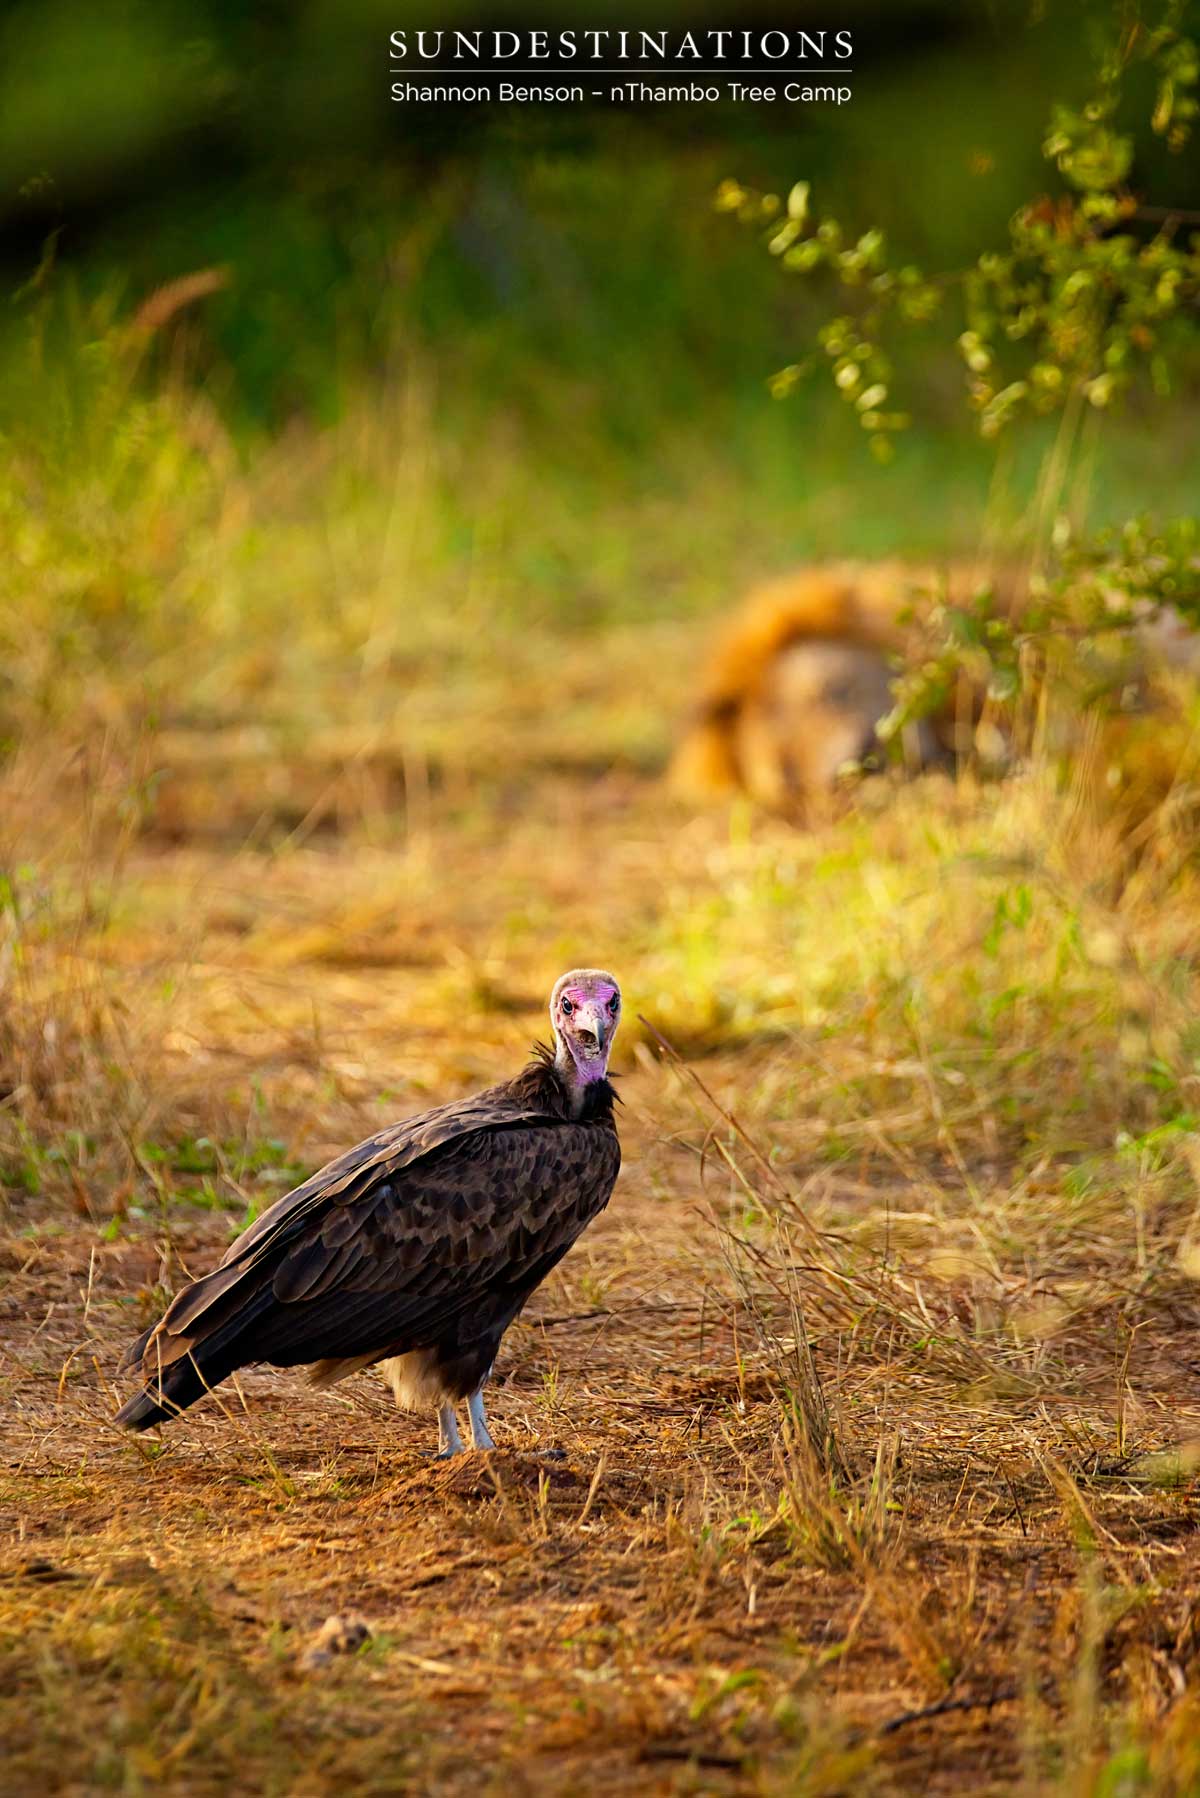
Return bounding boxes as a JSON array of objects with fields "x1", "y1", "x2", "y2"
[
  {"x1": 466, "y1": 1387, "x2": 495, "y2": 1451},
  {"x1": 435, "y1": 1402, "x2": 465, "y2": 1458}
]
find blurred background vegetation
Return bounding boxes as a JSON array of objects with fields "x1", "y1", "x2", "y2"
[{"x1": 3, "y1": 0, "x2": 1199, "y2": 757}]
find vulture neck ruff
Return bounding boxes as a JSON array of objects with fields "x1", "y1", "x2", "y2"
[{"x1": 529, "y1": 1041, "x2": 617, "y2": 1122}]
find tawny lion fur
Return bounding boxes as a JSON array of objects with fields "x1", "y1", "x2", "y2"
[{"x1": 670, "y1": 561, "x2": 1020, "y2": 811}]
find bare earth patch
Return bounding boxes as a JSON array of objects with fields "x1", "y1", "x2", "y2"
[{"x1": 4, "y1": 763, "x2": 1200, "y2": 1793}]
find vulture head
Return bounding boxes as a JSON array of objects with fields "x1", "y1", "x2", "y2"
[{"x1": 551, "y1": 968, "x2": 621, "y2": 1093}]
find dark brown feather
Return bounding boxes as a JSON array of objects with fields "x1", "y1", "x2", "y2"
[{"x1": 116, "y1": 1052, "x2": 619, "y2": 1427}]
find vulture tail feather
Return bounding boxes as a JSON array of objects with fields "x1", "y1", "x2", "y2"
[
  {"x1": 115, "y1": 1353, "x2": 224, "y2": 1431},
  {"x1": 117, "y1": 1321, "x2": 157, "y2": 1377},
  {"x1": 117, "y1": 1287, "x2": 276, "y2": 1429}
]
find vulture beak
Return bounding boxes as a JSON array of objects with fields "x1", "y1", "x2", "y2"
[{"x1": 574, "y1": 1001, "x2": 608, "y2": 1057}]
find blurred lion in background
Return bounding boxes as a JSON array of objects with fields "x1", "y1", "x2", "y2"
[
  {"x1": 669, "y1": 560, "x2": 1200, "y2": 822},
  {"x1": 669, "y1": 562, "x2": 1018, "y2": 814}
]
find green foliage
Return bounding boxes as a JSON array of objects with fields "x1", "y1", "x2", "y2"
[
  {"x1": 723, "y1": 2, "x2": 1200, "y2": 758},
  {"x1": 724, "y1": 4, "x2": 1200, "y2": 449},
  {"x1": 878, "y1": 517, "x2": 1200, "y2": 750}
]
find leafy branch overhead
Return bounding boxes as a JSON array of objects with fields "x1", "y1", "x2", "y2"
[
  {"x1": 718, "y1": 4, "x2": 1200, "y2": 765},
  {"x1": 717, "y1": 5, "x2": 1200, "y2": 458}
]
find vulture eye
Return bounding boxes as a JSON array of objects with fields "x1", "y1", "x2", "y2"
[
  {"x1": 608, "y1": 995, "x2": 620, "y2": 1013},
  {"x1": 560, "y1": 996, "x2": 574, "y2": 1016}
]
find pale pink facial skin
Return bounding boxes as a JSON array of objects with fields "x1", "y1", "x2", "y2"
[{"x1": 550, "y1": 968, "x2": 621, "y2": 1087}]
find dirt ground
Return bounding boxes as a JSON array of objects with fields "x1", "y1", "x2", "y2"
[{"x1": 4, "y1": 765, "x2": 1200, "y2": 1796}]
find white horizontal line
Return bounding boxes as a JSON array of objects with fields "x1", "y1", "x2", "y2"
[{"x1": 389, "y1": 69, "x2": 854, "y2": 76}]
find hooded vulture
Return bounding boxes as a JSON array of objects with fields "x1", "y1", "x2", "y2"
[{"x1": 116, "y1": 969, "x2": 622, "y2": 1456}]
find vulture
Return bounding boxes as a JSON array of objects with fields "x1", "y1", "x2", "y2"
[{"x1": 116, "y1": 969, "x2": 622, "y2": 1456}]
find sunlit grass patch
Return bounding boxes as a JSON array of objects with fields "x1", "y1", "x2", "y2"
[{"x1": 0, "y1": 1564, "x2": 421, "y2": 1793}]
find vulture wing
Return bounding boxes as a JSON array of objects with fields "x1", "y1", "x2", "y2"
[{"x1": 118, "y1": 1090, "x2": 619, "y2": 1423}]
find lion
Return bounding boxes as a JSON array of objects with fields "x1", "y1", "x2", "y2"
[
  {"x1": 669, "y1": 561, "x2": 1019, "y2": 813},
  {"x1": 670, "y1": 559, "x2": 1200, "y2": 822}
]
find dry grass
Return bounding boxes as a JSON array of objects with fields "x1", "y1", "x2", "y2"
[
  {"x1": 5, "y1": 726, "x2": 1200, "y2": 1794},
  {"x1": 4, "y1": 323, "x2": 1200, "y2": 1791}
]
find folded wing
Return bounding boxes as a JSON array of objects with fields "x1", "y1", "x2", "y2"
[{"x1": 117, "y1": 1109, "x2": 618, "y2": 1425}]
